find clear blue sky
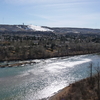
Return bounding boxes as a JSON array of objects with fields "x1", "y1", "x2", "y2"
[{"x1": 0, "y1": 0, "x2": 100, "y2": 28}]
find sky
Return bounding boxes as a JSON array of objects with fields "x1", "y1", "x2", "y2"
[{"x1": 0, "y1": 0, "x2": 100, "y2": 28}]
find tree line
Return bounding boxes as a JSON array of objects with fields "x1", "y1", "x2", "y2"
[{"x1": 0, "y1": 32, "x2": 100, "y2": 61}]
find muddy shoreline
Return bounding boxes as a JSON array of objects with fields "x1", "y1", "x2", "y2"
[{"x1": 0, "y1": 52, "x2": 99, "y2": 68}]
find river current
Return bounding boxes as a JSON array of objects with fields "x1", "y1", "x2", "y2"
[{"x1": 0, "y1": 54, "x2": 100, "y2": 100}]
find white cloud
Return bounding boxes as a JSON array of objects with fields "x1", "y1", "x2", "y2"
[
  {"x1": 4, "y1": 0, "x2": 93, "y2": 5},
  {"x1": 4, "y1": 0, "x2": 62, "y2": 4}
]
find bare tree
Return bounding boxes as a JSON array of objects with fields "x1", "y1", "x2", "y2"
[
  {"x1": 95, "y1": 63, "x2": 100, "y2": 100},
  {"x1": 89, "y1": 63, "x2": 93, "y2": 81}
]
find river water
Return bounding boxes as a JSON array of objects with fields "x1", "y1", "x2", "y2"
[{"x1": 0, "y1": 54, "x2": 100, "y2": 100}]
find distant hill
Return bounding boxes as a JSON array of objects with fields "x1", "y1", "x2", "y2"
[
  {"x1": 50, "y1": 27, "x2": 100, "y2": 35},
  {"x1": 0, "y1": 24, "x2": 53, "y2": 32},
  {"x1": 0, "y1": 24, "x2": 100, "y2": 35}
]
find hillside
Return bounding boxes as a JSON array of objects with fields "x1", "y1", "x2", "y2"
[
  {"x1": 49, "y1": 74, "x2": 100, "y2": 100},
  {"x1": 0, "y1": 24, "x2": 100, "y2": 62},
  {"x1": 0, "y1": 24, "x2": 100, "y2": 35},
  {"x1": 0, "y1": 24, "x2": 53, "y2": 32},
  {"x1": 50, "y1": 27, "x2": 100, "y2": 35}
]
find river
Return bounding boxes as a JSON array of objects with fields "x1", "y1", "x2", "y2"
[{"x1": 0, "y1": 54, "x2": 100, "y2": 100}]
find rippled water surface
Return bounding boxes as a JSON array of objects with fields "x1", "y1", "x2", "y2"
[{"x1": 0, "y1": 54, "x2": 100, "y2": 100}]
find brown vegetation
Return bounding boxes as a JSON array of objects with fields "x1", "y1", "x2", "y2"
[
  {"x1": 49, "y1": 75, "x2": 100, "y2": 100},
  {"x1": 0, "y1": 32, "x2": 100, "y2": 62}
]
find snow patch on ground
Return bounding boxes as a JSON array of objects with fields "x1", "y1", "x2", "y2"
[
  {"x1": 27, "y1": 25, "x2": 53, "y2": 32},
  {"x1": 16, "y1": 25, "x2": 22, "y2": 29}
]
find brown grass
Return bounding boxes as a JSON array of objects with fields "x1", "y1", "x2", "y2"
[{"x1": 49, "y1": 76, "x2": 99, "y2": 100}]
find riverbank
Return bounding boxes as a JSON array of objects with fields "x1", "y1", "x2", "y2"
[
  {"x1": 0, "y1": 51, "x2": 100, "y2": 63},
  {"x1": 49, "y1": 75, "x2": 98, "y2": 100},
  {"x1": 49, "y1": 85, "x2": 71, "y2": 100},
  {"x1": 0, "y1": 60, "x2": 37, "y2": 68},
  {"x1": 0, "y1": 52, "x2": 100, "y2": 68}
]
